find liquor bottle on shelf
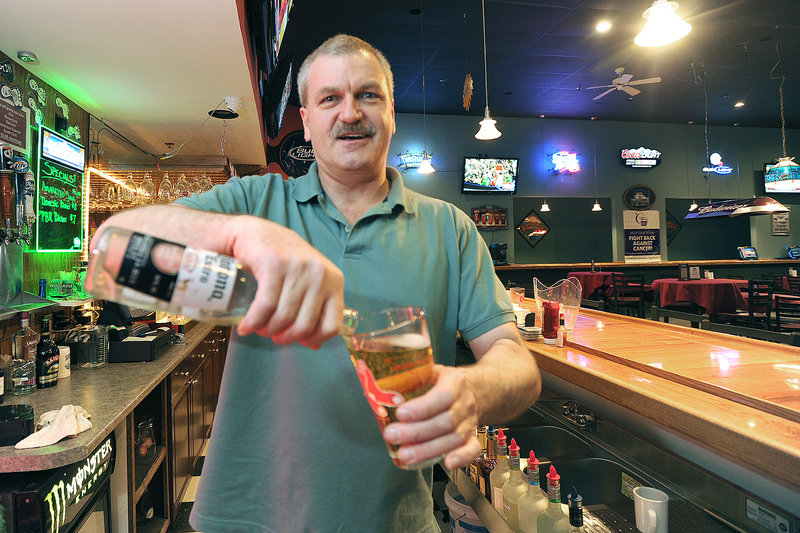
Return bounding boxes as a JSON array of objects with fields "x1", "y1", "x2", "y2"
[
  {"x1": 567, "y1": 486, "x2": 584, "y2": 532},
  {"x1": 537, "y1": 465, "x2": 569, "y2": 533},
  {"x1": 490, "y1": 428, "x2": 510, "y2": 513},
  {"x1": 518, "y1": 450, "x2": 547, "y2": 532},
  {"x1": 469, "y1": 426, "x2": 488, "y2": 485},
  {"x1": 480, "y1": 426, "x2": 498, "y2": 501},
  {"x1": 157, "y1": 172, "x2": 173, "y2": 203},
  {"x1": 501, "y1": 438, "x2": 528, "y2": 531},
  {"x1": 36, "y1": 318, "x2": 59, "y2": 388},
  {"x1": 12, "y1": 312, "x2": 39, "y2": 395},
  {"x1": 84, "y1": 227, "x2": 257, "y2": 324},
  {"x1": 0, "y1": 364, "x2": 4, "y2": 404}
]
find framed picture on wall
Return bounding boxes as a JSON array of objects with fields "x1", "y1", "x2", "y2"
[{"x1": 772, "y1": 212, "x2": 790, "y2": 236}]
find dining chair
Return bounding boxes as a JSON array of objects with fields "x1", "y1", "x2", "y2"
[
  {"x1": 786, "y1": 276, "x2": 800, "y2": 297},
  {"x1": 773, "y1": 296, "x2": 800, "y2": 332},
  {"x1": 610, "y1": 273, "x2": 646, "y2": 318},
  {"x1": 713, "y1": 279, "x2": 773, "y2": 329}
]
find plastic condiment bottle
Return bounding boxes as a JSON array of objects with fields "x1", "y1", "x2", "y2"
[
  {"x1": 490, "y1": 428, "x2": 510, "y2": 513},
  {"x1": 537, "y1": 465, "x2": 569, "y2": 533},
  {"x1": 518, "y1": 450, "x2": 548, "y2": 532},
  {"x1": 556, "y1": 314, "x2": 566, "y2": 347},
  {"x1": 501, "y1": 438, "x2": 528, "y2": 530}
]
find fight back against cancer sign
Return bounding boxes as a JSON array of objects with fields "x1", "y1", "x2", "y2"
[{"x1": 624, "y1": 210, "x2": 661, "y2": 263}]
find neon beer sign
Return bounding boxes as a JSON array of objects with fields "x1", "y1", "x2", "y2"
[{"x1": 552, "y1": 151, "x2": 580, "y2": 173}]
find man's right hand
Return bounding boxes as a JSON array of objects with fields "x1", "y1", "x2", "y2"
[{"x1": 227, "y1": 215, "x2": 345, "y2": 348}]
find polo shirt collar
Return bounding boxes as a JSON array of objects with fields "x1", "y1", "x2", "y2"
[{"x1": 290, "y1": 163, "x2": 417, "y2": 215}]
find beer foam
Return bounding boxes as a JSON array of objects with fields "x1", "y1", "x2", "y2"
[{"x1": 381, "y1": 333, "x2": 430, "y2": 350}]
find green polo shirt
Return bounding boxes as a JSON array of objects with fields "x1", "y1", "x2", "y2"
[{"x1": 176, "y1": 164, "x2": 514, "y2": 533}]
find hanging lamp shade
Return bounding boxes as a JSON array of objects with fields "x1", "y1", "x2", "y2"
[
  {"x1": 592, "y1": 201, "x2": 603, "y2": 212},
  {"x1": 634, "y1": 0, "x2": 691, "y2": 47},
  {"x1": 765, "y1": 157, "x2": 800, "y2": 191},
  {"x1": 476, "y1": 107, "x2": 502, "y2": 140},
  {"x1": 684, "y1": 196, "x2": 789, "y2": 219},
  {"x1": 418, "y1": 151, "x2": 436, "y2": 174},
  {"x1": 540, "y1": 200, "x2": 550, "y2": 212}
]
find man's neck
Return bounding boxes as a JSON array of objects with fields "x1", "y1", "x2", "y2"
[{"x1": 318, "y1": 167, "x2": 390, "y2": 226}]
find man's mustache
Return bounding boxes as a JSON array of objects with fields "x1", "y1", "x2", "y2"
[{"x1": 332, "y1": 122, "x2": 376, "y2": 138}]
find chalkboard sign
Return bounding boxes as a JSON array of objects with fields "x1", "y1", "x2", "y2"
[{"x1": 36, "y1": 128, "x2": 84, "y2": 252}]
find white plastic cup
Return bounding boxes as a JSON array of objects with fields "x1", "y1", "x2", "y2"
[
  {"x1": 633, "y1": 486, "x2": 668, "y2": 533},
  {"x1": 57, "y1": 346, "x2": 71, "y2": 379}
]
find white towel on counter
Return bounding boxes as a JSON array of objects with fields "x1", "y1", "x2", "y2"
[{"x1": 14, "y1": 405, "x2": 92, "y2": 449}]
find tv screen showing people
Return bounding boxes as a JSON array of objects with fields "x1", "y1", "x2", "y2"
[{"x1": 462, "y1": 157, "x2": 518, "y2": 194}]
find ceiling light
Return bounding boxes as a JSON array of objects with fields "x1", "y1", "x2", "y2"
[
  {"x1": 540, "y1": 200, "x2": 550, "y2": 212},
  {"x1": 418, "y1": 151, "x2": 436, "y2": 174},
  {"x1": 592, "y1": 201, "x2": 603, "y2": 212},
  {"x1": 634, "y1": 0, "x2": 692, "y2": 47},
  {"x1": 475, "y1": 0, "x2": 501, "y2": 140},
  {"x1": 734, "y1": 101, "x2": 746, "y2": 108},
  {"x1": 596, "y1": 21, "x2": 612, "y2": 33},
  {"x1": 689, "y1": 200, "x2": 698, "y2": 211},
  {"x1": 209, "y1": 95, "x2": 242, "y2": 119},
  {"x1": 17, "y1": 50, "x2": 38, "y2": 64}
]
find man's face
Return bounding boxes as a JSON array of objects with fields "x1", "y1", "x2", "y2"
[{"x1": 300, "y1": 52, "x2": 396, "y2": 179}]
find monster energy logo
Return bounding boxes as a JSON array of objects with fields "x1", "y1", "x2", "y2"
[{"x1": 43, "y1": 438, "x2": 113, "y2": 533}]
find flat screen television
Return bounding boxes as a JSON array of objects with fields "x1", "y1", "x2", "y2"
[
  {"x1": 40, "y1": 126, "x2": 85, "y2": 171},
  {"x1": 461, "y1": 156, "x2": 519, "y2": 194},
  {"x1": 764, "y1": 161, "x2": 800, "y2": 193}
]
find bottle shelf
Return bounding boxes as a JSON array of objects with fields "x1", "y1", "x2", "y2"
[{"x1": 134, "y1": 445, "x2": 166, "y2": 502}]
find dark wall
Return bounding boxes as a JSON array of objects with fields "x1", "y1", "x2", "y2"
[
  {"x1": 665, "y1": 198, "x2": 751, "y2": 260},
  {"x1": 512, "y1": 197, "x2": 613, "y2": 264}
]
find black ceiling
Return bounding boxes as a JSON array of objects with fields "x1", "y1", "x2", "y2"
[{"x1": 278, "y1": 0, "x2": 800, "y2": 129}]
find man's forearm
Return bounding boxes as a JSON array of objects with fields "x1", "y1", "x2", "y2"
[{"x1": 460, "y1": 336, "x2": 541, "y2": 425}]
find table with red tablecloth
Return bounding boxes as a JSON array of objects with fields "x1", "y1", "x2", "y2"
[
  {"x1": 568, "y1": 271, "x2": 623, "y2": 300},
  {"x1": 650, "y1": 278, "x2": 748, "y2": 314}
]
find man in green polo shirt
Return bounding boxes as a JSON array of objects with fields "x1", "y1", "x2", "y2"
[{"x1": 97, "y1": 34, "x2": 540, "y2": 532}]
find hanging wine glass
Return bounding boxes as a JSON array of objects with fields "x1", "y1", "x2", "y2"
[
  {"x1": 190, "y1": 173, "x2": 202, "y2": 194},
  {"x1": 157, "y1": 172, "x2": 173, "y2": 203},
  {"x1": 140, "y1": 172, "x2": 156, "y2": 204},
  {"x1": 200, "y1": 172, "x2": 213, "y2": 192},
  {"x1": 175, "y1": 173, "x2": 191, "y2": 198},
  {"x1": 121, "y1": 173, "x2": 136, "y2": 205}
]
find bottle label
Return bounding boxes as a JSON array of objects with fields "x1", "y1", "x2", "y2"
[
  {"x1": 492, "y1": 487, "x2": 504, "y2": 511},
  {"x1": 116, "y1": 233, "x2": 238, "y2": 313}
]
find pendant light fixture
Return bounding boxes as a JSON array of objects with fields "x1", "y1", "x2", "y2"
[
  {"x1": 540, "y1": 120, "x2": 549, "y2": 211},
  {"x1": 765, "y1": 27, "x2": 800, "y2": 188},
  {"x1": 634, "y1": 0, "x2": 692, "y2": 47},
  {"x1": 417, "y1": 1, "x2": 435, "y2": 174},
  {"x1": 475, "y1": 0, "x2": 501, "y2": 140},
  {"x1": 592, "y1": 145, "x2": 602, "y2": 211}
]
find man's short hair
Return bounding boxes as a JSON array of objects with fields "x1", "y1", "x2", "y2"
[{"x1": 297, "y1": 34, "x2": 394, "y2": 107}]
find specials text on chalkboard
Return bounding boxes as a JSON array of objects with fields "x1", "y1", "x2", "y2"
[{"x1": 36, "y1": 127, "x2": 84, "y2": 252}]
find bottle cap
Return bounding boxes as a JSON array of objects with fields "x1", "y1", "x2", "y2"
[
  {"x1": 568, "y1": 485, "x2": 583, "y2": 526},
  {"x1": 528, "y1": 450, "x2": 538, "y2": 468},
  {"x1": 547, "y1": 464, "x2": 560, "y2": 485},
  {"x1": 497, "y1": 428, "x2": 506, "y2": 446},
  {"x1": 508, "y1": 438, "x2": 519, "y2": 456}
]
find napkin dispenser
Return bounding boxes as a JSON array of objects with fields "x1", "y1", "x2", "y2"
[{"x1": 109, "y1": 326, "x2": 175, "y2": 363}]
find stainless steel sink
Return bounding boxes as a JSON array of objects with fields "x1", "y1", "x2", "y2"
[{"x1": 503, "y1": 425, "x2": 594, "y2": 461}]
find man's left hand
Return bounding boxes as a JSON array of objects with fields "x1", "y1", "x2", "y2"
[{"x1": 381, "y1": 365, "x2": 481, "y2": 470}]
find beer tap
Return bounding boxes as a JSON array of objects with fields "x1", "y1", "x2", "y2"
[
  {"x1": 0, "y1": 169, "x2": 13, "y2": 245},
  {"x1": 21, "y1": 170, "x2": 35, "y2": 244}
]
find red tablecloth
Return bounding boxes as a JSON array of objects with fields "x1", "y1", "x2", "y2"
[
  {"x1": 650, "y1": 278, "x2": 748, "y2": 314},
  {"x1": 568, "y1": 271, "x2": 623, "y2": 300}
]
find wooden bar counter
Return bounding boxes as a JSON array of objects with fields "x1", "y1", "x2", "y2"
[{"x1": 523, "y1": 306, "x2": 800, "y2": 495}]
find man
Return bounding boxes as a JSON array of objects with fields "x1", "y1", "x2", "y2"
[{"x1": 98, "y1": 34, "x2": 540, "y2": 532}]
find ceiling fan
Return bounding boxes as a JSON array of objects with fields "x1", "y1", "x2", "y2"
[{"x1": 586, "y1": 67, "x2": 662, "y2": 100}]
